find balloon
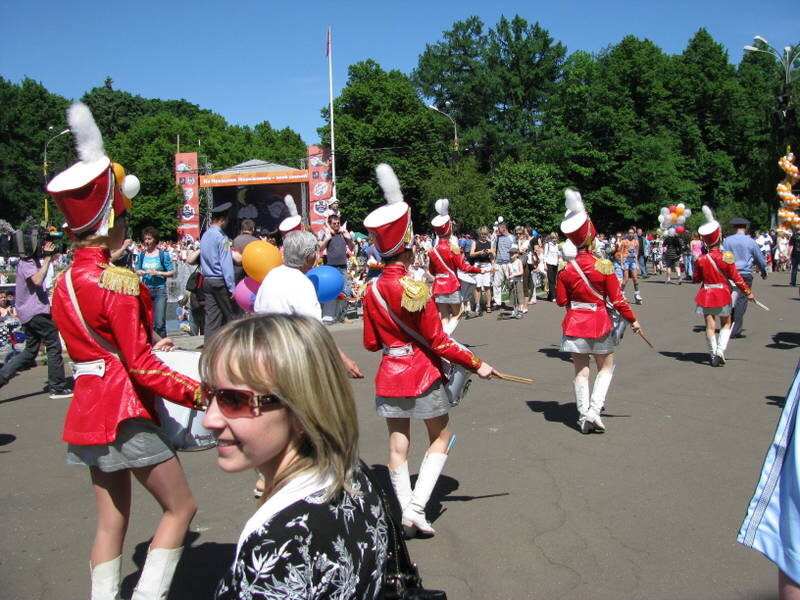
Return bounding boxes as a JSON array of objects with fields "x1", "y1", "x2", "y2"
[
  {"x1": 242, "y1": 241, "x2": 282, "y2": 283},
  {"x1": 677, "y1": 203, "x2": 685, "y2": 210},
  {"x1": 306, "y1": 265, "x2": 345, "y2": 303},
  {"x1": 677, "y1": 216, "x2": 686, "y2": 224},
  {"x1": 670, "y1": 212, "x2": 678, "y2": 221},
  {"x1": 668, "y1": 205, "x2": 677, "y2": 213},
  {"x1": 657, "y1": 214, "x2": 665, "y2": 224},
  {"x1": 668, "y1": 227, "x2": 676, "y2": 235},
  {"x1": 684, "y1": 208, "x2": 692, "y2": 218},
  {"x1": 676, "y1": 205, "x2": 684, "y2": 215},
  {"x1": 675, "y1": 225, "x2": 685, "y2": 234},
  {"x1": 660, "y1": 207, "x2": 669, "y2": 216},
  {"x1": 233, "y1": 277, "x2": 260, "y2": 313}
]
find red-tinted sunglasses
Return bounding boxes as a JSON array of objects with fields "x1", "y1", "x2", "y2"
[{"x1": 200, "y1": 385, "x2": 283, "y2": 418}]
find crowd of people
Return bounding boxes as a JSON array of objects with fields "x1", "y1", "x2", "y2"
[{"x1": 3, "y1": 102, "x2": 800, "y2": 600}]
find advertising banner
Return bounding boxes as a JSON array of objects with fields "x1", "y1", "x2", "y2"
[
  {"x1": 199, "y1": 169, "x2": 308, "y2": 187},
  {"x1": 175, "y1": 152, "x2": 200, "y2": 241},
  {"x1": 306, "y1": 145, "x2": 332, "y2": 236}
]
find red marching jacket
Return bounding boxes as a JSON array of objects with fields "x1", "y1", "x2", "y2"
[
  {"x1": 51, "y1": 247, "x2": 200, "y2": 445},
  {"x1": 556, "y1": 249, "x2": 638, "y2": 339},
  {"x1": 362, "y1": 264, "x2": 482, "y2": 397},
  {"x1": 427, "y1": 238, "x2": 481, "y2": 296},
  {"x1": 693, "y1": 249, "x2": 751, "y2": 307}
]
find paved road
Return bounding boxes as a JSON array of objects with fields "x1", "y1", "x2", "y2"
[{"x1": 1, "y1": 273, "x2": 798, "y2": 599}]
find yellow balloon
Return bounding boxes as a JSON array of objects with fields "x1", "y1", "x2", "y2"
[
  {"x1": 242, "y1": 240, "x2": 283, "y2": 283},
  {"x1": 676, "y1": 206, "x2": 684, "y2": 215}
]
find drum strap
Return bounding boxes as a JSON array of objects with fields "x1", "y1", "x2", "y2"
[
  {"x1": 370, "y1": 282, "x2": 431, "y2": 352},
  {"x1": 65, "y1": 268, "x2": 122, "y2": 360}
]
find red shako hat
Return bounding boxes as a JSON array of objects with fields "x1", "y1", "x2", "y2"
[
  {"x1": 698, "y1": 205, "x2": 721, "y2": 246},
  {"x1": 363, "y1": 164, "x2": 413, "y2": 257},
  {"x1": 560, "y1": 189, "x2": 596, "y2": 248},
  {"x1": 47, "y1": 103, "x2": 139, "y2": 237},
  {"x1": 279, "y1": 194, "x2": 302, "y2": 233},
  {"x1": 431, "y1": 198, "x2": 452, "y2": 237}
]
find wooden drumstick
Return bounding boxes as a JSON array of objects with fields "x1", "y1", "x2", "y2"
[{"x1": 495, "y1": 372, "x2": 534, "y2": 384}]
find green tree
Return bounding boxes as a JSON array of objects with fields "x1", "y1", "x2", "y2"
[
  {"x1": 490, "y1": 160, "x2": 561, "y2": 232},
  {"x1": 419, "y1": 157, "x2": 493, "y2": 233}
]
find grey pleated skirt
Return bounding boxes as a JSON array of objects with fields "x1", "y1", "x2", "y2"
[
  {"x1": 66, "y1": 418, "x2": 175, "y2": 472},
  {"x1": 376, "y1": 381, "x2": 449, "y2": 419},
  {"x1": 696, "y1": 303, "x2": 732, "y2": 316},
  {"x1": 561, "y1": 331, "x2": 617, "y2": 355},
  {"x1": 434, "y1": 290, "x2": 463, "y2": 305}
]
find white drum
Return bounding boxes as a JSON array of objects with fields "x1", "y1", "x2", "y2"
[
  {"x1": 442, "y1": 339, "x2": 473, "y2": 407},
  {"x1": 153, "y1": 350, "x2": 216, "y2": 451}
]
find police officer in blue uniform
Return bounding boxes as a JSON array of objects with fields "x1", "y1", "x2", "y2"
[
  {"x1": 723, "y1": 217, "x2": 767, "y2": 338},
  {"x1": 200, "y1": 202, "x2": 235, "y2": 341}
]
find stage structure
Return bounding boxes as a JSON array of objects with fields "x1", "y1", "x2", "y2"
[{"x1": 175, "y1": 145, "x2": 333, "y2": 240}]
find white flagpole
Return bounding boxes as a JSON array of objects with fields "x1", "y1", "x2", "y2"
[{"x1": 327, "y1": 25, "x2": 336, "y2": 191}]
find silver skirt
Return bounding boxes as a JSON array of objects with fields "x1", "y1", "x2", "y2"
[
  {"x1": 561, "y1": 331, "x2": 616, "y2": 355},
  {"x1": 434, "y1": 290, "x2": 463, "y2": 305},
  {"x1": 696, "y1": 303, "x2": 732, "y2": 316},
  {"x1": 376, "y1": 381, "x2": 449, "y2": 419},
  {"x1": 66, "y1": 418, "x2": 175, "y2": 472}
]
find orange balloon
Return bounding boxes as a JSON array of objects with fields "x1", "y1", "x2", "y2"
[
  {"x1": 676, "y1": 206, "x2": 684, "y2": 215},
  {"x1": 242, "y1": 240, "x2": 283, "y2": 282}
]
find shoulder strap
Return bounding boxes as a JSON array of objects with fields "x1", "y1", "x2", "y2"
[
  {"x1": 432, "y1": 244, "x2": 457, "y2": 280},
  {"x1": 370, "y1": 281, "x2": 432, "y2": 351},
  {"x1": 703, "y1": 253, "x2": 733, "y2": 289},
  {"x1": 65, "y1": 269, "x2": 121, "y2": 358},
  {"x1": 569, "y1": 260, "x2": 610, "y2": 308}
]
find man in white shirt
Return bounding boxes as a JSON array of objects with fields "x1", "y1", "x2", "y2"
[{"x1": 253, "y1": 230, "x2": 362, "y2": 377}]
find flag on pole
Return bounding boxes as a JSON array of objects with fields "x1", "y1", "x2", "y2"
[{"x1": 325, "y1": 26, "x2": 331, "y2": 57}]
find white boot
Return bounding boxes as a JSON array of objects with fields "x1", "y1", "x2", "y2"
[
  {"x1": 443, "y1": 316, "x2": 459, "y2": 336},
  {"x1": 403, "y1": 453, "x2": 447, "y2": 538},
  {"x1": 574, "y1": 376, "x2": 592, "y2": 433},
  {"x1": 588, "y1": 369, "x2": 614, "y2": 433},
  {"x1": 131, "y1": 547, "x2": 183, "y2": 600},
  {"x1": 707, "y1": 335, "x2": 719, "y2": 367},
  {"x1": 389, "y1": 461, "x2": 412, "y2": 512},
  {"x1": 717, "y1": 328, "x2": 732, "y2": 365},
  {"x1": 91, "y1": 556, "x2": 121, "y2": 600}
]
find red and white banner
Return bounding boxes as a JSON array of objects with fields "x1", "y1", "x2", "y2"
[
  {"x1": 307, "y1": 145, "x2": 332, "y2": 237},
  {"x1": 175, "y1": 152, "x2": 200, "y2": 241}
]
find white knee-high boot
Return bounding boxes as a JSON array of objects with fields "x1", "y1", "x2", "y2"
[
  {"x1": 717, "y1": 328, "x2": 732, "y2": 364},
  {"x1": 90, "y1": 556, "x2": 121, "y2": 600},
  {"x1": 403, "y1": 453, "x2": 447, "y2": 538},
  {"x1": 574, "y1": 376, "x2": 591, "y2": 433},
  {"x1": 706, "y1": 335, "x2": 718, "y2": 366},
  {"x1": 131, "y1": 547, "x2": 183, "y2": 600},
  {"x1": 588, "y1": 369, "x2": 614, "y2": 432},
  {"x1": 389, "y1": 461, "x2": 412, "y2": 512}
]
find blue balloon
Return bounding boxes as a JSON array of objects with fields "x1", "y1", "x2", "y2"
[{"x1": 306, "y1": 265, "x2": 345, "y2": 303}]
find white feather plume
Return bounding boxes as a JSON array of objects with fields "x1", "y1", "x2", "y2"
[
  {"x1": 701, "y1": 205, "x2": 714, "y2": 223},
  {"x1": 376, "y1": 163, "x2": 403, "y2": 204},
  {"x1": 564, "y1": 188, "x2": 584, "y2": 214},
  {"x1": 67, "y1": 102, "x2": 105, "y2": 163},
  {"x1": 284, "y1": 194, "x2": 298, "y2": 217},
  {"x1": 435, "y1": 198, "x2": 449, "y2": 216}
]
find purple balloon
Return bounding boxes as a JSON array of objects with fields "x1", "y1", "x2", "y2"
[{"x1": 233, "y1": 277, "x2": 260, "y2": 312}]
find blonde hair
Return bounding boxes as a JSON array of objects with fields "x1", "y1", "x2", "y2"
[{"x1": 199, "y1": 314, "x2": 359, "y2": 501}]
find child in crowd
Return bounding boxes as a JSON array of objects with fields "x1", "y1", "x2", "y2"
[{"x1": 504, "y1": 246, "x2": 525, "y2": 318}]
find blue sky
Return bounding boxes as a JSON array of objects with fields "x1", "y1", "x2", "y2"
[{"x1": 2, "y1": 0, "x2": 797, "y2": 147}]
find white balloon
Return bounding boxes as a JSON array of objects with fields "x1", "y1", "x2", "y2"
[
  {"x1": 677, "y1": 203, "x2": 685, "y2": 210},
  {"x1": 677, "y1": 216, "x2": 686, "y2": 224},
  {"x1": 684, "y1": 208, "x2": 692, "y2": 218},
  {"x1": 660, "y1": 207, "x2": 669, "y2": 215},
  {"x1": 658, "y1": 214, "x2": 665, "y2": 223},
  {"x1": 122, "y1": 175, "x2": 141, "y2": 199},
  {"x1": 668, "y1": 227, "x2": 676, "y2": 235}
]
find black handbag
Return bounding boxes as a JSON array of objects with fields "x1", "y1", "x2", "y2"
[
  {"x1": 185, "y1": 267, "x2": 203, "y2": 293},
  {"x1": 360, "y1": 461, "x2": 447, "y2": 600}
]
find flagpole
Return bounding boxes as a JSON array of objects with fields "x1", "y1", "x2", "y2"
[{"x1": 327, "y1": 25, "x2": 336, "y2": 191}]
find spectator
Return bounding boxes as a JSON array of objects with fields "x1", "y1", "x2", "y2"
[
  {"x1": 724, "y1": 218, "x2": 767, "y2": 339},
  {"x1": 543, "y1": 232, "x2": 560, "y2": 302},
  {"x1": 232, "y1": 219, "x2": 258, "y2": 283},
  {"x1": 200, "y1": 203, "x2": 236, "y2": 341},
  {"x1": 319, "y1": 214, "x2": 354, "y2": 324},
  {"x1": 789, "y1": 229, "x2": 800, "y2": 286},
  {"x1": 492, "y1": 219, "x2": 516, "y2": 308},
  {"x1": 0, "y1": 290, "x2": 17, "y2": 319},
  {"x1": 134, "y1": 226, "x2": 174, "y2": 338},
  {"x1": 636, "y1": 227, "x2": 649, "y2": 278},
  {"x1": 0, "y1": 240, "x2": 71, "y2": 398}
]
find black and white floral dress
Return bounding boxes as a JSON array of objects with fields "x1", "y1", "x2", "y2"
[{"x1": 216, "y1": 466, "x2": 388, "y2": 600}]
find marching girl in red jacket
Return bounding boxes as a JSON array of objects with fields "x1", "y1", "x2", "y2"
[
  {"x1": 427, "y1": 199, "x2": 485, "y2": 335},
  {"x1": 556, "y1": 189, "x2": 641, "y2": 434},
  {"x1": 362, "y1": 164, "x2": 498, "y2": 538},
  {"x1": 48, "y1": 103, "x2": 202, "y2": 600},
  {"x1": 693, "y1": 206, "x2": 755, "y2": 366}
]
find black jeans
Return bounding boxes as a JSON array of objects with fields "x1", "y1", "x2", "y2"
[
  {"x1": 730, "y1": 274, "x2": 754, "y2": 338},
  {"x1": 202, "y1": 278, "x2": 235, "y2": 342},
  {"x1": 546, "y1": 264, "x2": 558, "y2": 301},
  {"x1": 0, "y1": 313, "x2": 67, "y2": 391}
]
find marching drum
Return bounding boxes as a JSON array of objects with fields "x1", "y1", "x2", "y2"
[
  {"x1": 442, "y1": 339, "x2": 473, "y2": 407},
  {"x1": 153, "y1": 350, "x2": 215, "y2": 451}
]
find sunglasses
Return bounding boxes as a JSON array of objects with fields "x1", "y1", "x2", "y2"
[{"x1": 200, "y1": 385, "x2": 283, "y2": 418}]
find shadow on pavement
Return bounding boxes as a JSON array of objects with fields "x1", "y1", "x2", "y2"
[
  {"x1": 122, "y1": 531, "x2": 234, "y2": 600},
  {"x1": 0, "y1": 433, "x2": 16, "y2": 446},
  {"x1": 537, "y1": 346, "x2": 572, "y2": 363},
  {"x1": 526, "y1": 400, "x2": 580, "y2": 431},
  {"x1": 0, "y1": 390, "x2": 45, "y2": 405},
  {"x1": 766, "y1": 332, "x2": 800, "y2": 350},
  {"x1": 659, "y1": 351, "x2": 709, "y2": 365},
  {"x1": 766, "y1": 395, "x2": 786, "y2": 408}
]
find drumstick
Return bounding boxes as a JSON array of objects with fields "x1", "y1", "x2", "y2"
[
  {"x1": 636, "y1": 329, "x2": 655, "y2": 349},
  {"x1": 495, "y1": 372, "x2": 534, "y2": 384},
  {"x1": 446, "y1": 435, "x2": 457, "y2": 454},
  {"x1": 754, "y1": 299, "x2": 770, "y2": 312}
]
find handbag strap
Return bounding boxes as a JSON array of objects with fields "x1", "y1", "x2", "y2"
[{"x1": 64, "y1": 268, "x2": 121, "y2": 359}]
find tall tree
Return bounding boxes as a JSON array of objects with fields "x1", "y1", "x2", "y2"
[{"x1": 419, "y1": 157, "x2": 493, "y2": 233}]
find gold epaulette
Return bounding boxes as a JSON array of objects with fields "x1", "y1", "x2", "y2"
[
  {"x1": 722, "y1": 251, "x2": 735, "y2": 264},
  {"x1": 450, "y1": 243, "x2": 461, "y2": 254},
  {"x1": 399, "y1": 276, "x2": 430, "y2": 312},
  {"x1": 98, "y1": 264, "x2": 140, "y2": 295},
  {"x1": 595, "y1": 258, "x2": 614, "y2": 275}
]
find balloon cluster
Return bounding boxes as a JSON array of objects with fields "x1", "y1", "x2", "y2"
[
  {"x1": 777, "y1": 151, "x2": 800, "y2": 232},
  {"x1": 233, "y1": 239, "x2": 346, "y2": 312},
  {"x1": 657, "y1": 204, "x2": 692, "y2": 235}
]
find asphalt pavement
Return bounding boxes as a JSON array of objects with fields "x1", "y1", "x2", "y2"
[{"x1": 1, "y1": 272, "x2": 798, "y2": 599}]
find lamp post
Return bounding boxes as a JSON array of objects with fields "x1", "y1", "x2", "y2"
[
  {"x1": 43, "y1": 126, "x2": 70, "y2": 224},
  {"x1": 427, "y1": 103, "x2": 459, "y2": 151}
]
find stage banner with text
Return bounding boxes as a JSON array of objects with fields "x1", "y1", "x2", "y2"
[
  {"x1": 175, "y1": 152, "x2": 200, "y2": 241},
  {"x1": 306, "y1": 145, "x2": 332, "y2": 236}
]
